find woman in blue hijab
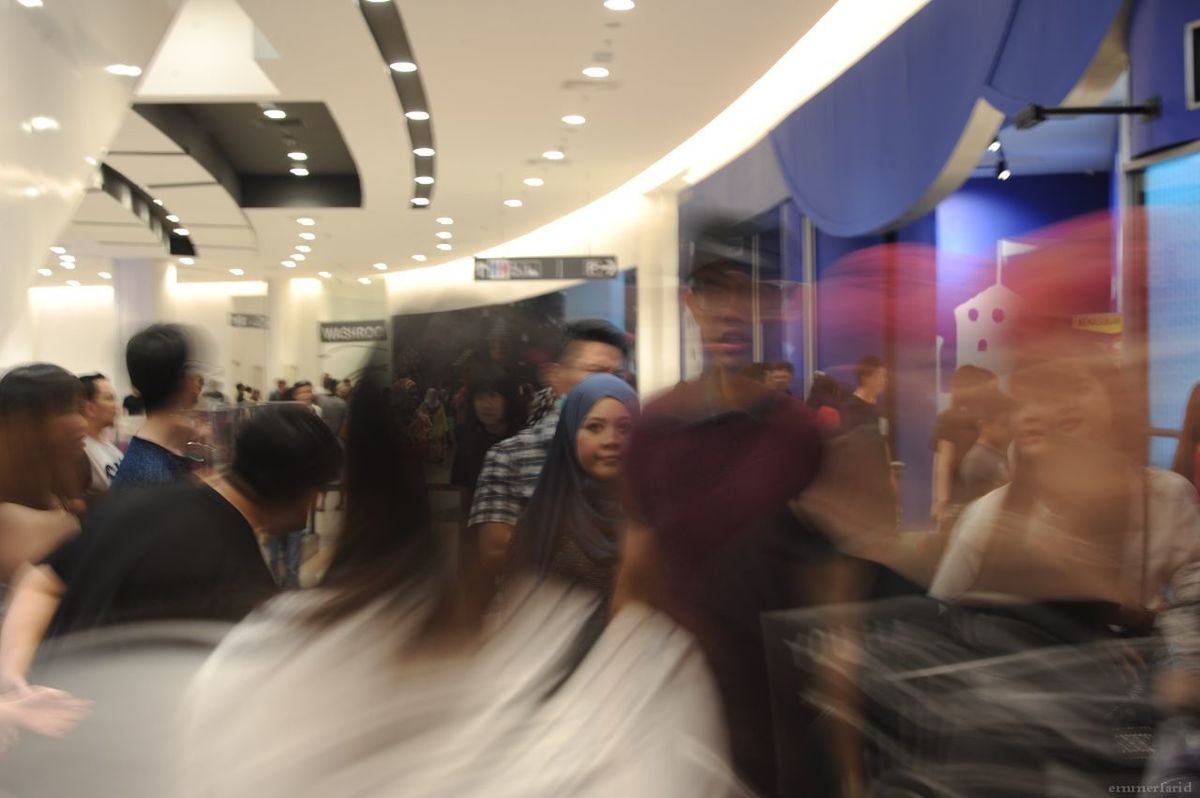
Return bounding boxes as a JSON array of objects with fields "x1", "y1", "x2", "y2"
[{"x1": 510, "y1": 373, "x2": 639, "y2": 598}]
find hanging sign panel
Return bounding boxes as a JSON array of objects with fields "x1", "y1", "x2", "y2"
[
  {"x1": 229, "y1": 313, "x2": 268, "y2": 329},
  {"x1": 319, "y1": 320, "x2": 388, "y2": 343},
  {"x1": 474, "y1": 256, "x2": 618, "y2": 281}
]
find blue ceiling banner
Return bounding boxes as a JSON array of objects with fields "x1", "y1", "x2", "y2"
[
  {"x1": 1130, "y1": 0, "x2": 1200, "y2": 159},
  {"x1": 768, "y1": 0, "x2": 1123, "y2": 237}
]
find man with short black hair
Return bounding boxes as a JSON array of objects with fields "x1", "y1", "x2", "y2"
[
  {"x1": 109, "y1": 325, "x2": 204, "y2": 495},
  {"x1": 78, "y1": 373, "x2": 122, "y2": 497},
  {"x1": 268, "y1": 379, "x2": 288, "y2": 403},
  {"x1": 765, "y1": 361, "x2": 796, "y2": 394},
  {"x1": 0, "y1": 405, "x2": 342, "y2": 691},
  {"x1": 468, "y1": 319, "x2": 628, "y2": 565},
  {"x1": 842, "y1": 355, "x2": 888, "y2": 433}
]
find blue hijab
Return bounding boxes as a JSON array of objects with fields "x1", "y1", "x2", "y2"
[{"x1": 512, "y1": 373, "x2": 640, "y2": 583}]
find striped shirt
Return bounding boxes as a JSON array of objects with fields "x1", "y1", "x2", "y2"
[{"x1": 467, "y1": 405, "x2": 560, "y2": 528}]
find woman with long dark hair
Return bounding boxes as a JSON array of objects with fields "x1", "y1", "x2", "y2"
[
  {"x1": 177, "y1": 372, "x2": 736, "y2": 798},
  {"x1": 1172, "y1": 383, "x2": 1200, "y2": 493},
  {"x1": 450, "y1": 367, "x2": 524, "y2": 518}
]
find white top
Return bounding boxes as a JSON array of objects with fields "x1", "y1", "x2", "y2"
[
  {"x1": 175, "y1": 580, "x2": 740, "y2": 798},
  {"x1": 929, "y1": 468, "x2": 1200, "y2": 609},
  {"x1": 82, "y1": 435, "x2": 124, "y2": 494}
]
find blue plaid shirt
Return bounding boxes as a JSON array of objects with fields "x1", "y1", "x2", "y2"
[{"x1": 467, "y1": 404, "x2": 560, "y2": 528}]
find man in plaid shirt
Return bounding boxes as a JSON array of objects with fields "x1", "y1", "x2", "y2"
[{"x1": 468, "y1": 320, "x2": 629, "y2": 566}]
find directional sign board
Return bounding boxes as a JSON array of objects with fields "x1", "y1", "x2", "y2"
[{"x1": 474, "y1": 256, "x2": 618, "y2": 281}]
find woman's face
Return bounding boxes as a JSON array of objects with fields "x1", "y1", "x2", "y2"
[
  {"x1": 575, "y1": 397, "x2": 634, "y2": 482},
  {"x1": 1013, "y1": 368, "x2": 1115, "y2": 462},
  {"x1": 47, "y1": 409, "x2": 88, "y2": 462},
  {"x1": 473, "y1": 390, "x2": 505, "y2": 429}
]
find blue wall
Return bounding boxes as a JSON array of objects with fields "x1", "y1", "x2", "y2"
[{"x1": 1130, "y1": 0, "x2": 1200, "y2": 158}]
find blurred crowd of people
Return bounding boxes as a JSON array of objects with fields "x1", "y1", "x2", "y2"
[{"x1": 3, "y1": 245, "x2": 1200, "y2": 797}]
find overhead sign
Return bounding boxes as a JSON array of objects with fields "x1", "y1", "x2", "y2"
[
  {"x1": 229, "y1": 312, "x2": 268, "y2": 329},
  {"x1": 474, "y1": 256, "x2": 618, "y2": 281},
  {"x1": 319, "y1": 320, "x2": 388, "y2": 343},
  {"x1": 1071, "y1": 313, "x2": 1122, "y2": 335}
]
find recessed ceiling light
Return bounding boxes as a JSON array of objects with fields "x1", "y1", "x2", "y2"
[
  {"x1": 414, "y1": 176, "x2": 435, "y2": 185},
  {"x1": 357, "y1": 277, "x2": 372, "y2": 285},
  {"x1": 503, "y1": 199, "x2": 524, "y2": 208},
  {"x1": 373, "y1": 262, "x2": 388, "y2": 271},
  {"x1": 436, "y1": 231, "x2": 453, "y2": 239},
  {"x1": 173, "y1": 227, "x2": 189, "y2": 236},
  {"x1": 84, "y1": 156, "x2": 98, "y2": 166},
  {"x1": 98, "y1": 271, "x2": 112, "y2": 280},
  {"x1": 17, "y1": 0, "x2": 44, "y2": 7},
  {"x1": 290, "y1": 167, "x2": 310, "y2": 177},
  {"x1": 604, "y1": 0, "x2": 636, "y2": 9},
  {"x1": 49, "y1": 246, "x2": 65, "y2": 255},
  {"x1": 37, "y1": 268, "x2": 52, "y2": 276},
  {"x1": 523, "y1": 177, "x2": 545, "y2": 187},
  {"x1": 299, "y1": 232, "x2": 316, "y2": 241},
  {"x1": 562, "y1": 114, "x2": 587, "y2": 125},
  {"x1": 318, "y1": 271, "x2": 332, "y2": 279},
  {"x1": 61, "y1": 262, "x2": 76, "y2": 270},
  {"x1": 292, "y1": 253, "x2": 306, "y2": 261},
  {"x1": 435, "y1": 217, "x2": 453, "y2": 225},
  {"x1": 229, "y1": 268, "x2": 245, "y2": 276},
  {"x1": 988, "y1": 138, "x2": 1002, "y2": 153},
  {"x1": 582, "y1": 66, "x2": 610, "y2": 79},
  {"x1": 411, "y1": 197, "x2": 431, "y2": 206},
  {"x1": 152, "y1": 198, "x2": 164, "y2": 206},
  {"x1": 389, "y1": 61, "x2": 418, "y2": 73},
  {"x1": 412, "y1": 254, "x2": 427, "y2": 262},
  {"x1": 436, "y1": 243, "x2": 453, "y2": 251},
  {"x1": 165, "y1": 214, "x2": 179, "y2": 222},
  {"x1": 413, "y1": 147, "x2": 436, "y2": 157},
  {"x1": 179, "y1": 257, "x2": 194, "y2": 265},
  {"x1": 58, "y1": 254, "x2": 76, "y2": 263},
  {"x1": 287, "y1": 152, "x2": 308, "y2": 161},
  {"x1": 297, "y1": 217, "x2": 316, "y2": 226},
  {"x1": 542, "y1": 150, "x2": 565, "y2": 161},
  {"x1": 66, "y1": 280, "x2": 81, "y2": 287},
  {"x1": 105, "y1": 64, "x2": 143, "y2": 77},
  {"x1": 295, "y1": 245, "x2": 312, "y2": 253},
  {"x1": 263, "y1": 109, "x2": 287, "y2": 120},
  {"x1": 281, "y1": 260, "x2": 296, "y2": 268},
  {"x1": 28, "y1": 116, "x2": 59, "y2": 131},
  {"x1": 405, "y1": 111, "x2": 430, "y2": 121}
]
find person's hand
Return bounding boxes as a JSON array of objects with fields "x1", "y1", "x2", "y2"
[
  {"x1": 0, "y1": 668, "x2": 31, "y2": 698},
  {"x1": 2, "y1": 686, "x2": 91, "y2": 738}
]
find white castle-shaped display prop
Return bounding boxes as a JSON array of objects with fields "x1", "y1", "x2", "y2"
[{"x1": 953, "y1": 239, "x2": 1031, "y2": 383}]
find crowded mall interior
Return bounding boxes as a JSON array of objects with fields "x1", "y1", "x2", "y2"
[{"x1": 6, "y1": 0, "x2": 1200, "y2": 795}]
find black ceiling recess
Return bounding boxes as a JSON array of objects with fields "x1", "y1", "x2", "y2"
[
  {"x1": 357, "y1": 0, "x2": 436, "y2": 209},
  {"x1": 98, "y1": 163, "x2": 197, "y2": 257}
]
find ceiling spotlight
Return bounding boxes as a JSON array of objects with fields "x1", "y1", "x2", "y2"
[
  {"x1": 263, "y1": 108, "x2": 287, "y2": 120},
  {"x1": 295, "y1": 245, "x2": 311, "y2": 253},
  {"x1": 66, "y1": 280, "x2": 81, "y2": 288},
  {"x1": 290, "y1": 167, "x2": 310, "y2": 177},
  {"x1": 405, "y1": 110, "x2": 431, "y2": 121},
  {"x1": 105, "y1": 64, "x2": 143, "y2": 77},
  {"x1": 604, "y1": 0, "x2": 635, "y2": 9},
  {"x1": 61, "y1": 262, "x2": 76, "y2": 271},
  {"x1": 37, "y1": 268, "x2": 52, "y2": 276},
  {"x1": 179, "y1": 257, "x2": 194, "y2": 265},
  {"x1": 282, "y1": 260, "x2": 296, "y2": 268},
  {"x1": 49, "y1": 246, "x2": 66, "y2": 255},
  {"x1": 582, "y1": 66, "x2": 610, "y2": 79},
  {"x1": 561, "y1": 114, "x2": 587, "y2": 125},
  {"x1": 152, "y1": 198, "x2": 164, "y2": 206},
  {"x1": 414, "y1": 176, "x2": 435, "y2": 185},
  {"x1": 173, "y1": 227, "x2": 189, "y2": 236},
  {"x1": 297, "y1": 217, "x2": 316, "y2": 226},
  {"x1": 412, "y1": 254, "x2": 427, "y2": 262},
  {"x1": 84, "y1": 156, "x2": 99, "y2": 166},
  {"x1": 373, "y1": 262, "x2": 388, "y2": 271},
  {"x1": 292, "y1": 253, "x2": 306, "y2": 261},
  {"x1": 17, "y1": 0, "x2": 44, "y2": 7},
  {"x1": 435, "y1": 217, "x2": 453, "y2": 225},
  {"x1": 28, "y1": 116, "x2": 59, "y2": 131},
  {"x1": 413, "y1": 147, "x2": 435, "y2": 157},
  {"x1": 996, "y1": 159, "x2": 1011, "y2": 181},
  {"x1": 411, "y1": 197, "x2": 431, "y2": 206},
  {"x1": 299, "y1": 232, "x2": 316, "y2": 241},
  {"x1": 503, "y1": 199, "x2": 524, "y2": 208},
  {"x1": 287, "y1": 152, "x2": 308, "y2": 161},
  {"x1": 357, "y1": 277, "x2": 372, "y2": 285},
  {"x1": 58, "y1": 254, "x2": 76, "y2": 263},
  {"x1": 318, "y1": 271, "x2": 332, "y2": 279},
  {"x1": 436, "y1": 243, "x2": 453, "y2": 251},
  {"x1": 389, "y1": 61, "x2": 418, "y2": 73},
  {"x1": 435, "y1": 231, "x2": 453, "y2": 240},
  {"x1": 229, "y1": 268, "x2": 245, "y2": 276},
  {"x1": 542, "y1": 150, "x2": 565, "y2": 161},
  {"x1": 988, "y1": 138, "x2": 1002, "y2": 153},
  {"x1": 99, "y1": 271, "x2": 112, "y2": 280},
  {"x1": 165, "y1": 214, "x2": 179, "y2": 222}
]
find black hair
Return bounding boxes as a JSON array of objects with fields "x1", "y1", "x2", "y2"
[
  {"x1": 771, "y1": 361, "x2": 796, "y2": 375},
  {"x1": 465, "y1": 366, "x2": 524, "y2": 435},
  {"x1": 0, "y1": 364, "x2": 85, "y2": 508},
  {"x1": 287, "y1": 381, "x2": 313, "y2": 401},
  {"x1": 556, "y1": 319, "x2": 629, "y2": 362},
  {"x1": 228, "y1": 405, "x2": 342, "y2": 508},
  {"x1": 806, "y1": 372, "x2": 844, "y2": 411},
  {"x1": 855, "y1": 355, "x2": 884, "y2": 386},
  {"x1": 79, "y1": 372, "x2": 108, "y2": 403},
  {"x1": 0, "y1": 364, "x2": 83, "y2": 420},
  {"x1": 126, "y1": 324, "x2": 192, "y2": 413}
]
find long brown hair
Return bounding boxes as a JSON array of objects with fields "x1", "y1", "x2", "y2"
[
  {"x1": 0, "y1": 364, "x2": 84, "y2": 509},
  {"x1": 1172, "y1": 383, "x2": 1200, "y2": 485}
]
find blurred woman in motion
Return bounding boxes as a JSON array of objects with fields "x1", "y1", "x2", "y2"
[
  {"x1": 509, "y1": 373, "x2": 638, "y2": 601},
  {"x1": 177, "y1": 375, "x2": 737, "y2": 798},
  {"x1": 1172, "y1": 383, "x2": 1200, "y2": 494}
]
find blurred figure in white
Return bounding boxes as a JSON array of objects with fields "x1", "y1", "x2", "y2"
[{"x1": 78, "y1": 374, "x2": 122, "y2": 499}]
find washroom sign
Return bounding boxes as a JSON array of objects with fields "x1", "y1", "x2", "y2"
[{"x1": 319, "y1": 320, "x2": 388, "y2": 343}]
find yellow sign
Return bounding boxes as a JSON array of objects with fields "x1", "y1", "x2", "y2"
[{"x1": 1071, "y1": 313, "x2": 1122, "y2": 335}]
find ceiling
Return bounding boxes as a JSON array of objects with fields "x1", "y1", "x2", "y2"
[{"x1": 45, "y1": 0, "x2": 838, "y2": 285}]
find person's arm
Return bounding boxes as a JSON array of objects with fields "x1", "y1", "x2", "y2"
[
  {"x1": 611, "y1": 519, "x2": 662, "y2": 616},
  {"x1": 932, "y1": 439, "x2": 955, "y2": 524},
  {"x1": 467, "y1": 444, "x2": 521, "y2": 568},
  {"x1": 0, "y1": 565, "x2": 65, "y2": 693},
  {"x1": 0, "y1": 504, "x2": 79, "y2": 581}
]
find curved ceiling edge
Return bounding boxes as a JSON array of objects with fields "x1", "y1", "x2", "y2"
[{"x1": 98, "y1": 163, "x2": 197, "y2": 258}]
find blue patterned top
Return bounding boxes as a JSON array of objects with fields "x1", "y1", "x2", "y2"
[{"x1": 109, "y1": 437, "x2": 189, "y2": 495}]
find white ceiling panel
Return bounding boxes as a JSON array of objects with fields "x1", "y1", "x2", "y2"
[{"x1": 106, "y1": 154, "x2": 217, "y2": 188}]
